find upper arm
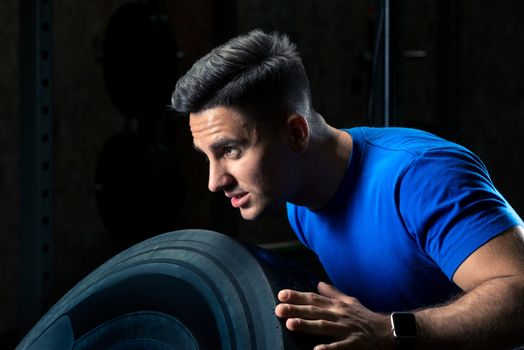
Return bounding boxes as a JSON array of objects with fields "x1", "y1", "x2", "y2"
[
  {"x1": 452, "y1": 226, "x2": 524, "y2": 291},
  {"x1": 399, "y1": 148, "x2": 523, "y2": 280}
]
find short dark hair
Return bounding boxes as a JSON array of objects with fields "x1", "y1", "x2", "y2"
[{"x1": 171, "y1": 29, "x2": 313, "y2": 119}]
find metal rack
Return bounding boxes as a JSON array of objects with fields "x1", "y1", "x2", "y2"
[{"x1": 20, "y1": 0, "x2": 54, "y2": 328}]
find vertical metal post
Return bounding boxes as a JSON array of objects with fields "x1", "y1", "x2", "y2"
[
  {"x1": 368, "y1": 0, "x2": 396, "y2": 127},
  {"x1": 383, "y1": 0, "x2": 391, "y2": 126},
  {"x1": 19, "y1": 0, "x2": 54, "y2": 329}
]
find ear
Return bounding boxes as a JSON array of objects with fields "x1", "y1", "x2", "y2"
[{"x1": 286, "y1": 114, "x2": 309, "y2": 153}]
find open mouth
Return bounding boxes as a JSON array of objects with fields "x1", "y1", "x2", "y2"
[{"x1": 230, "y1": 192, "x2": 249, "y2": 208}]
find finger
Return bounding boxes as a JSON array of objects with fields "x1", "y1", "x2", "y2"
[
  {"x1": 275, "y1": 303, "x2": 339, "y2": 322},
  {"x1": 313, "y1": 338, "x2": 353, "y2": 350},
  {"x1": 317, "y1": 282, "x2": 343, "y2": 299},
  {"x1": 278, "y1": 289, "x2": 332, "y2": 307},
  {"x1": 314, "y1": 334, "x2": 379, "y2": 350},
  {"x1": 317, "y1": 282, "x2": 359, "y2": 305},
  {"x1": 285, "y1": 318, "x2": 344, "y2": 337}
]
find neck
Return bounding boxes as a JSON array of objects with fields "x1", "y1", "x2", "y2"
[{"x1": 291, "y1": 121, "x2": 353, "y2": 209}]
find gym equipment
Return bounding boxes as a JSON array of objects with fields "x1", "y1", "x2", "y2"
[{"x1": 17, "y1": 229, "x2": 325, "y2": 349}]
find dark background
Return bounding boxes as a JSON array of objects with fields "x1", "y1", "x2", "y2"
[{"x1": 1, "y1": 0, "x2": 524, "y2": 347}]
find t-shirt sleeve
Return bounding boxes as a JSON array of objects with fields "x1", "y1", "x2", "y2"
[
  {"x1": 286, "y1": 203, "x2": 311, "y2": 249},
  {"x1": 399, "y1": 148, "x2": 523, "y2": 280}
]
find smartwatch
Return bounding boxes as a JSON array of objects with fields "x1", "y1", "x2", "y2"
[{"x1": 390, "y1": 312, "x2": 418, "y2": 349}]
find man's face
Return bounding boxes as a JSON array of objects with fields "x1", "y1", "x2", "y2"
[{"x1": 190, "y1": 106, "x2": 293, "y2": 220}]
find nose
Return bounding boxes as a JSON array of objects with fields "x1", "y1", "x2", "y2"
[{"x1": 208, "y1": 160, "x2": 233, "y2": 192}]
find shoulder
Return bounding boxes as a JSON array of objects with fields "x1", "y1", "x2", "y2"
[
  {"x1": 401, "y1": 146, "x2": 489, "y2": 193},
  {"x1": 350, "y1": 127, "x2": 459, "y2": 155}
]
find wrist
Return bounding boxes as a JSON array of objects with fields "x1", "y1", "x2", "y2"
[{"x1": 376, "y1": 314, "x2": 396, "y2": 349}]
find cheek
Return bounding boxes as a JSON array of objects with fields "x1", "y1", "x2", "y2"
[
  {"x1": 231, "y1": 154, "x2": 274, "y2": 191},
  {"x1": 256, "y1": 150, "x2": 291, "y2": 192},
  {"x1": 243, "y1": 161, "x2": 267, "y2": 187},
  {"x1": 234, "y1": 142, "x2": 292, "y2": 192}
]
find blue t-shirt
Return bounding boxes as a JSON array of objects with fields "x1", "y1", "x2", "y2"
[{"x1": 287, "y1": 127, "x2": 523, "y2": 312}]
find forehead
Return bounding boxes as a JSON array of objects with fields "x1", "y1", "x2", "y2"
[{"x1": 189, "y1": 106, "x2": 256, "y2": 147}]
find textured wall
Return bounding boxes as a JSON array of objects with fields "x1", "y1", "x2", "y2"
[{"x1": 459, "y1": 1, "x2": 524, "y2": 213}]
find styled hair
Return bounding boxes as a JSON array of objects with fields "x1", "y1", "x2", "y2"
[{"x1": 171, "y1": 29, "x2": 313, "y2": 119}]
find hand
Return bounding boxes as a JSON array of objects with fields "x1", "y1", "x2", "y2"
[{"x1": 275, "y1": 282, "x2": 393, "y2": 350}]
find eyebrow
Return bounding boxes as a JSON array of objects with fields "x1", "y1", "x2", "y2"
[{"x1": 193, "y1": 138, "x2": 246, "y2": 154}]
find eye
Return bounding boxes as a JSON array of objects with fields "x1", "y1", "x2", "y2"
[{"x1": 223, "y1": 146, "x2": 240, "y2": 159}]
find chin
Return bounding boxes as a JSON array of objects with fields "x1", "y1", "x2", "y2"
[
  {"x1": 239, "y1": 199, "x2": 280, "y2": 221},
  {"x1": 239, "y1": 208, "x2": 264, "y2": 221}
]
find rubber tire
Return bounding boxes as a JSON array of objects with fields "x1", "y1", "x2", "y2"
[{"x1": 17, "y1": 229, "x2": 324, "y2": 349}]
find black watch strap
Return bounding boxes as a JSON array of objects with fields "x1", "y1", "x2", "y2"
[{"x1": 394, "y1": 336, "x2": 416, "y2": 350}]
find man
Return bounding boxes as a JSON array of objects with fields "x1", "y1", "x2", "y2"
[{"x1": 171, "y1": 29, "x2": 524, "y2": 349}]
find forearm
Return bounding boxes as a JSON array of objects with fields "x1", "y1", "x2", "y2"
[{"x1": 414, "y1": 275, "x2": 524, "y2": 349}]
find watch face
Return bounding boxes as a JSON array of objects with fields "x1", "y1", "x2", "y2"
[{"x1": 392, "y1": 312, "x2": 417, "y2": 337}]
